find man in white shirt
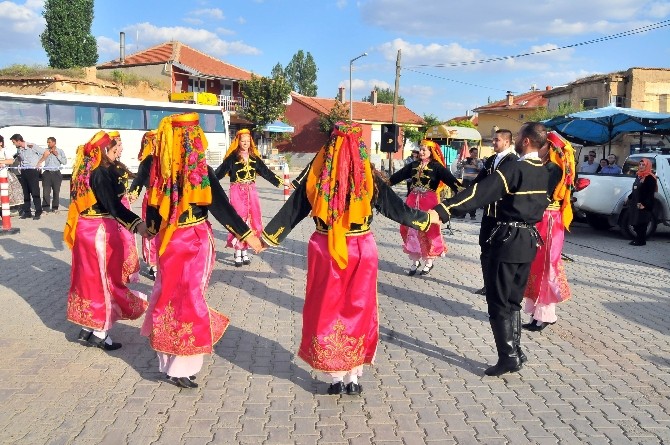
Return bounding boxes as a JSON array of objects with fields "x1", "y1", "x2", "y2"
[{"x1": 578, "y1": 150, "x2": 599, "y2": 173}]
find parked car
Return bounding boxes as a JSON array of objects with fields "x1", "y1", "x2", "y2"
[{"x1": 573, "y1": 153, "x2": 670, "y2": 238}]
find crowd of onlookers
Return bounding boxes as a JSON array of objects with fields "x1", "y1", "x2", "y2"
[{"x1": 578, "y1": 150, "x2": 623, "y2": 174}]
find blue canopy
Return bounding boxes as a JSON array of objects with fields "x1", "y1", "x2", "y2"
[
  {"x1": 263, "y1": 120, "x2": 294, "y2": 133},
  {"x1": 544, "y1": 105, "x2": 670, "y2": 146}
]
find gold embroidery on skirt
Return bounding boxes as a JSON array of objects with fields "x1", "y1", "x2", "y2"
[
  {"x1": 150, "y1": 301, "x2": 212, "y2": 356},
  {"x1": 308, "y1": 319, "x2": 366, "y2": 371},
  {"x1": 66, "y1": 291, "x2": 97, "y2": 328}
]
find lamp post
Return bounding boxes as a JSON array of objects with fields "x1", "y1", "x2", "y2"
[{"x1": 349, "y1": 52, "x2": 368, "y2": 122}]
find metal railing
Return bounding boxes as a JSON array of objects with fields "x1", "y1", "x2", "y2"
[{"x1": 218, "y1": 96, "x2": 249, "y2": 112}]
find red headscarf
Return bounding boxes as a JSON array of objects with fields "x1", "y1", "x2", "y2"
[{"x1": 637, "y1": 158, "x2": 658, "y2": 191}]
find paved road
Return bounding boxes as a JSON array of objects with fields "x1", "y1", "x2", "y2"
[{"x1": 1, "y1": 179, "x2": 669, "y2": 445}]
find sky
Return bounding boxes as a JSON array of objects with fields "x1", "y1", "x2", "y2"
[{"x1": 2, "y1": 0, "x2": 670, "y2": 123}]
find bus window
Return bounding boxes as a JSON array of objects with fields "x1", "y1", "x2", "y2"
[
  {"x1": 200, "y1": 112, "x2": 224, "y2": 133},
  {"x1": 0, "y1": 101, "x2": 47, "y2": 126},
  {"x1": 101, "y1": 106, "x2": 144, "y2": 130},
  {"x1": 49, "y1": 103, "x2": 99, "y2": 128},
  {"x1": 146, "y1": 109, "x2": 178, "y2": 129}
]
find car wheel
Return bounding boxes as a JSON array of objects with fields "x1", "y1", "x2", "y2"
[
  {"x1": 618, "y1": 208, "x2": 658, "y2": 239},
  {"x1": 585, "y1": 213, "x2": 612, "y2": 231}
]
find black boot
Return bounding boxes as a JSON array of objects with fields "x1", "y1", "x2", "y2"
[
  {"x1": 485, "y1": 316, "x2": 522, "y2": 376},
  {"x1": 512, "y1": 311, "x2": 527, "y2": 364}
]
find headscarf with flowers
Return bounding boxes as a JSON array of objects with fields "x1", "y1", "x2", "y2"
[
  {"x1": 63, "y1": 130, "x2": 112, "y2": 249},
  {"x1": 305, "y1": 122, "x2": 374, "y2": 269},
  {"x1": 420, "y1": 139, "x2": 448, "y2": 197},
  {"x1": 546, "y1": 131, "x2": 576, "y2": 230},
  {"x1": 637, "y1": 158, "x2": 658, "y2": 191},
  {"x1": 147, "y1": 112, "x2": 211, "y2": 255},
  {"x1": 223, "y1": 128, "x2": 260, "y2": 162},
  {"x1": 138, "y1": 130, "x2": 157, "y2": 161}
]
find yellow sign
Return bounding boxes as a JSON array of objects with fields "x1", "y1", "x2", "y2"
[{"x1": 169, "y1": 92, "x2": 218, "y2": 106}]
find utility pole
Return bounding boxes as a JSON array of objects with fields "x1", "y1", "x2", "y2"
[{"x1": 389, "y1": 49, "x2": 401, "y2": 175}]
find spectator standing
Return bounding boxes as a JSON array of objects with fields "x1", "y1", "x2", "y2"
[
  {"x1": 0, "y1": 135, "x2": 24, "y2": 211},
  {"x1": 459, "y1": 147, "x2": 484, "y2": 219},
  {"x1": 578, "y1": 150, "x2": 599, "y2": 173},
  {"x1": 10, "y1": 134, "x2": 48, "y2": 220},
  {"x1": 41, "y1": 137, "x2": 67, "y2": 212},
  {"x1": 596, "y1": 158, "x2": 608, "y2": 173},
  {"x1": 599, "y1": 154, "x2": 622, "y2": 174},
  {"x1": 626, "y1": 158, "x2": 657, "y2": 246}
]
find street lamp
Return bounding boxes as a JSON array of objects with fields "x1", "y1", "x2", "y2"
[{"x1": 349, "y1": 52, "x2": 368, "y2": 121}]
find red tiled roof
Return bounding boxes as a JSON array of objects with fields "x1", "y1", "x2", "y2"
[
  {"x1": 447, "y1": 115, "x2": 479, "y2": 126},
  {"x1": 473, "y1": 90, "x2": 547, "y2": 112},
  {"x1": 291, "y1": 93, "x2": 423, "y2": 125},
  {"x1": 98, "y1": 41, "x2": 253, "y2": 81}
]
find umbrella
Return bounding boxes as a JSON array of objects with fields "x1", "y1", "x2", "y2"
[
  {"x1": 544, "y1": 105, "x2": 670, "y2": 155},
  {"x1": 262, "y1": 120, "x2": 294, "y2": 133}
]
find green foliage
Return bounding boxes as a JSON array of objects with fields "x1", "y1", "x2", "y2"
[
  {"x1": 283, "y1": 50, "x2": 318, "y2": 96},
  {"x1": 271, "y1": 63, "x2": 284, "y2": 79},
  {"x1": 404, "y1": 113, "x2": 442, "y2": 144},
  {"x1": 40, "y1": 0, "x2": 98, "y2": 69},
  {"x1": 318, "y1": 101, "x2": 349, "y2": 134},
  {"x1": 361, "y1": 86, "x2": 405, "y2": 105},
  {"x1": 0, "y1": 64, "x2": 86, "y2": 78},
  {"x1": 240, "y1": 74, "x2": 292, "y2": 130},
  {"x1": 445, "y1": 119, "x2": 476, "y2": 129},
  {"x1": 528, "y1": 101, "x2": 583, "y2": 122}
]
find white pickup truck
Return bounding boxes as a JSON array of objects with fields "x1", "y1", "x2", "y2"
[{"x1": 573, "y1": 153, "x2": 670, "y2": 237}]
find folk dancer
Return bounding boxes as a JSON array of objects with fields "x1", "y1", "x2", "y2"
[{"x1": 64, "y1": 131, "x2": 150, "y2": 350}]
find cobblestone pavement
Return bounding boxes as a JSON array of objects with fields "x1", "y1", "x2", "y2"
[{"x1": 0, "y1": 178, "x2": 669, "y2": 445}]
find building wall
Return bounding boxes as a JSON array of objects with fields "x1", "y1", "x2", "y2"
[
  {"x1": 627, "y1": 68, "x2": 670, "y2": 112},
  {"x1": 476, "y1": 111, "x2": 530, "y2": 137}
]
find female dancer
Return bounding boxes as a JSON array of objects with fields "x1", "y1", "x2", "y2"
[
  {"x1": 215, "y1": 129, "x2": 282, "y2": 266},
  {"x1": 128, "y1": 130, "x2": 159, "y2": 279},
  {"x1": 141, "y1": 113, "x2": 262, "y2": 388},
  {"x1": 626, "y1": 158, "x2": 657, "y2": 246},
  {"x1": 389, "y1": 139, "x2": 460, "y2": 275},
  {"x1": 107, "y1": 130, "x2": 141, "y2": 283},
  {"x1": 522, "y1": 132, "x2": 575, "y2": 333},
  {"x1": 64, "y1": 131, "x2": 150, "y2": 350},
  {"x1": 262, "y1": 122, "x2": 436, "y2": 396}
]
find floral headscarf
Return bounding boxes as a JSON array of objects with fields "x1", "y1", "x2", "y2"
[
  {"x1": 305, "y1": 122, "x2": 373, "y2": 269},
  {"x1": 147, "y1": 113, "x2": 211, "y2": 255},
  {"x1": 223, "y1": 128, "x2": 260, "y2": 161},
  {"x1": 63, "y1": 130, "x2": 112, "y2": 248},
  {"x1": 546, "y1": 131, "x2": 576, "y2": 230},
  {"x1": 138, "y1": 130, "x2": 157, "y2": 161}
]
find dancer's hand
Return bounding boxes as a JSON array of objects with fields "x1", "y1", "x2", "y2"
[
  {"x1": 136, "y1": 221, "x2": 150, "y2": 237},
  {"x1": 245, "y1": 235, "x2": 264, "y2": 254},
  {"x1": 427, "y1": 209, "x2": 442, "y2": 224}
]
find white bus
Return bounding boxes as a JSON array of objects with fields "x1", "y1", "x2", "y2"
[{"x1": 0, "y1": 92, "x2": 231, "y2": 174}]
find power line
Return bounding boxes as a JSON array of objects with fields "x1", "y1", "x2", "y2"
[
  {"x1": 403, "y1": 68, "x2": 511, "y2": 92},
  {"x1": 405, "y1": 20, "x2": 670, "y2": 69}
]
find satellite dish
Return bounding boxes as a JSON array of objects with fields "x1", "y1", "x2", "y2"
[{"x1": 283, "y1": 95, "x2": 293, "y2": 105}]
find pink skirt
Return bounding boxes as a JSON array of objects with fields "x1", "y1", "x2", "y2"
[
  {"x1": 523, "y1": 209, "x2": 571, "y2": 320},
  {"x1": 298, "y1": 232, "x2": 379, "y2": 373},
  {"x1": 226, "y1": 182, "x2": 263, "y2": 250},
  {"x1": 119, "y1": 195, "x2": 140, "y2": 283},
  {"x1": 141, "y1": 194, "x2": 159, "y2": 267},
  {"x1": 141, "y1": 221, "x2": 229, "y2": 357},
  {"x1": 67, "y1": 217, "x2": 148, "y2": 331},
  {"x1": 400, "y1": 188, "x2": 446, "y2": 260}
]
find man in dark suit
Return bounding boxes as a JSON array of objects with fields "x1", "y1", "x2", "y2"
[{"x1": 472, "y1": 129, "x2": 518, "y2": 295}]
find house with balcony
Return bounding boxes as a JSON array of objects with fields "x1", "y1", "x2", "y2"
[
  {"x1": 279, "y1": 88, "x2": 424, "y2": 170},
  {"x1": 96, "y1": 40, "x2": 254, "y2": 127}
]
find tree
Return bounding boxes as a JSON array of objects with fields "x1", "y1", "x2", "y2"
[
  {"x1": 240, "y1": 74, "x2": 292, "y2": 130},
  {"x1": 361, "y1": 86, "x2": 405, "y2": 105},
  {"x1": 445, "y1": 119, "x2": 476, "y2": 129},
  {"x1": 271, "y1": 63, "x2": 284, "y2": 79},
  {"x1": 404, "y1": 113, "x2": 441, "y2": 144},
  {"x1": 318, "y1": 101, "x2": 349, "y2": 134},
  {"x1": 40, "y1": 0, "x2": 98, "y2": 69},
  {"x1": 284, "y1": 50, "x2": 318, "y2": 96},
  {"x1": 528, "y1": 101, "x2": 583, "y2": 122}
]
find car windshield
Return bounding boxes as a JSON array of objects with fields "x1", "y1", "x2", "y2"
[{"x1": 623, "y1": 157, "x2": 656, "y2": 176}]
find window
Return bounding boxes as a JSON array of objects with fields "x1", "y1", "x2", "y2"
[
  {"x1": 146, "y1": 108, "x2": 182, "y2": 129},
  {"x1": 188, "y1": 78, "x2": 206, "y2": 93},
  {"x1": 623, "y1": 157, "x2": 655, "y2": 176},
  {"x1": 49, "y1": 103, "x2": 99, "y2": 128},
  {"x1": 613, "y1": 95, "x2": 626, "y2": 107},
  {"x1": 200, "y1": 111, "x2": 224, "y2": 133},
  {"x1": 100, "y1": 106, "x2": 144, "y2": 130},
  {"x1": 582, "y1": 98, "x2": 598, "y2": 110},
  {"x1": 0, "y1": 100, "x2": 47, "y2": 126}
]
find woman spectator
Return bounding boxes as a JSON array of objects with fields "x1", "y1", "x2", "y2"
[
  {"x1": 626, "y1": 158, "x2": 657, "y2": 246},
  {"x1": 389, "y1": 139, "x2": 460, "y2": 275},
  {"x1": 0, "y1": 135, "x2": 24, "y2": 212},
  {"x1": 141, "y1": 113, "x2": 262, "y2": 389},
  {"x1": 595, "y1": 158, "x2": 608, "y2": 173},
  {"x1": 64, "y1": 131, "x2": 150, "y2": 350},
  {"x1": 215, "y1": 129, "x2": 283, "y2": 267},
  {"x1": 261, "y1": 122, "x2": 436, "y2": 396}
]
